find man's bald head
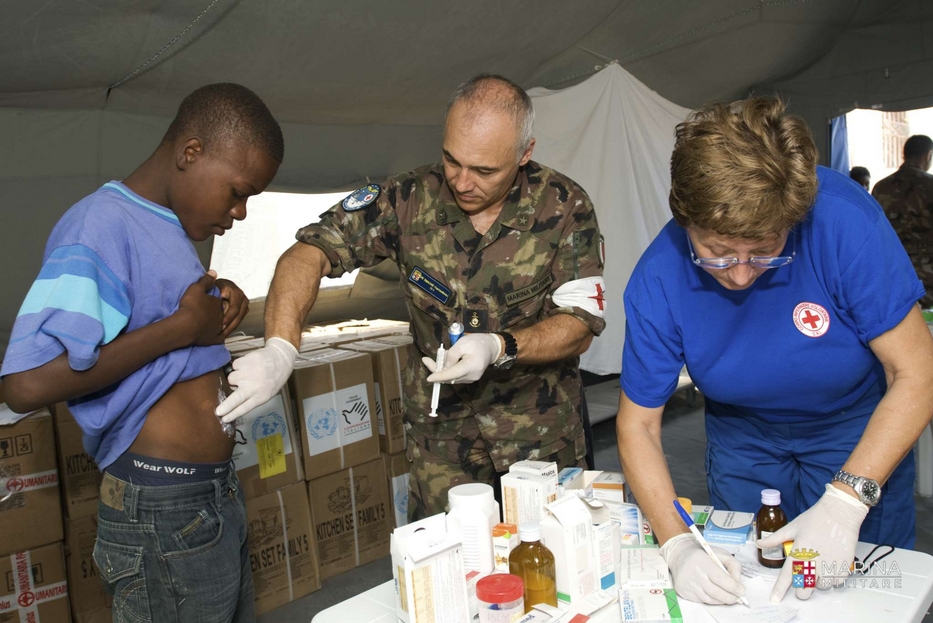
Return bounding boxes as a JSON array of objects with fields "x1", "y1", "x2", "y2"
[{"x1": 446, "y1": 74, "x2": 534, "y2": 160}]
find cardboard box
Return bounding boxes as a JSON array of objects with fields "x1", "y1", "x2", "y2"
[
  {"x1": 590, "y1": 471, "x2": 627, "y2": 504},
  {"x1": 703, "y1": 510, "x2": 754, "y2": 545},
  {"x1": 339, "y1": 336, "x2": 412, "y2": 455},
  {"x1": 53, "y1": 404, "x2": 101, "y2": 520},
  {"x1": 246, "y1": 482, "x2": 321, "y2": 615},
  {"x1": 307, "y1": 456, "x2": 391, "y2": 579},
  {"x1": 501, "y1": 471, "x2": 558, "y2": 526},
  {"x1": 0, "y1": 542, "x2": 71, "y2": 622},
  {"x1": 391, "y1": 513, "x2": 470, "y2": 623},
  {"x1": 232, "y1": 386, "x2": 304, "y2": 499},
  {"x1": 619, "y1": 587, "x2": 682, "y2": 622},
  {"x1": 292, "y1": 349, "x2": 380, "y2": 480},
  {"x1": 383, "y1": 452, "x2": 409, "y2": 529},
  {"x1": 64, "y1": 515, "x2": 112, "y2": 623},
  {"x1": 491, "y1": 522, "x2": 518, "y2": 573},
  {"x1": 540, "y1": 495, "x2": 597, "y2": 604},
  {"x1": 0, "y1": 407, "x2": 64, "y2": 555}
]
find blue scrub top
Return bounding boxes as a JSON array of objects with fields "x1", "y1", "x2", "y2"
[{"x1": 622, "y1": 166, "x2": 925, "y2": 423}]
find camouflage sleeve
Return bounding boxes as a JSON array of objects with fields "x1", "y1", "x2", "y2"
[
  {"x1": 543, "y1": 190, "x2": 606, "y2": 336},
  {"x1": 295, "y1": 180, "x2": 401, "y2": 278}
]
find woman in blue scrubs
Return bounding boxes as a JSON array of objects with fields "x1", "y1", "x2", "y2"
[{"x1": 617, "y1": 97, "x2": 933, "y2": 606}]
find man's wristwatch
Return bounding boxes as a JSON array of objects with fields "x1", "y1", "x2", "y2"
[
  {"x1": 493, "y1": 332, "x2": 518, "y2": 370},
  {"x1": 833, "y1": 470, "x2": 881, "y2": 506}
]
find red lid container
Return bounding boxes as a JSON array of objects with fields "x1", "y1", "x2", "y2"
[{"x1": 476, "y1": 574, "x2": 524, "y2": 604}]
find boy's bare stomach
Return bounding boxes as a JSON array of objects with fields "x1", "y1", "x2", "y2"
[{"x1": 128, "y1": 369, "x2": 234, "y2": 463}]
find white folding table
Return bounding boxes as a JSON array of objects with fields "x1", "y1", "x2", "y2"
[{"x1": 310, "y1": 542, "x2": 933, "y2": 623}]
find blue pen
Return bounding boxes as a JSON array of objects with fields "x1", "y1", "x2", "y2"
[{"x1": 673, "y1": 499, "x2": 750, "y2": 607}]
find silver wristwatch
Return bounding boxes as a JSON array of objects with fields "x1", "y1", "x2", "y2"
[{"x1": 833, "y1": 470, "x2": 881, "y2": 506}]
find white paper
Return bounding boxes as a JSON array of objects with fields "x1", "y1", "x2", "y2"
[
  {"x1": 619, "y1": 546, "x2": 672, "y2": 589},
  {"x1": 231, "y1": 392, "x2": 293, "y2": 470},
  {"x1": 302, "y1": 382, "x2": 372, "y2": 457},
  {"x1": 709, "y1": 605, "x2": 798, "y2": 623}
]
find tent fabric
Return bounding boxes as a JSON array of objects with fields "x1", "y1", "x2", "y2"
[{"x1": 529, "y1": 64, "x2": 690, "y2": 375}]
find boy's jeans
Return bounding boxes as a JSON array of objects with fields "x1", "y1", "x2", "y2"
[{"x1": 93, "y1": 469, "x2": 255, "y2": 623}]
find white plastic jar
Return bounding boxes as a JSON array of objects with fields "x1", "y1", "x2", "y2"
[
  {"x1": 477, "y1": 574, "x2": 525, "y2": 623},
  {"x1": 447, "y1": 483, "x2": 500, "y2": 573}
]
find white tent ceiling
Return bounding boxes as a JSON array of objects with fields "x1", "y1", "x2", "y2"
[{"x1": 2, "y1": 0, "x2": 933, "y2": 355}]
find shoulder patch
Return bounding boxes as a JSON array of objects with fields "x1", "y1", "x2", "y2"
[{"x1": 342, "y1": 184, "x2": 381, "y2": 212}]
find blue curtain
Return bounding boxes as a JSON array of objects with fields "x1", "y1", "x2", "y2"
[{"x1": 829, "y1": 115, "x2": 850, "y2": 175}]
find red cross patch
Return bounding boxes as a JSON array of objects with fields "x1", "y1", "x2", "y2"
[
  {"x1": 589, "y1": 283, "x2": 606, "y2": 311},
  {"x1": 793, "y1": 302, "x2": 830, "y2": 338}
]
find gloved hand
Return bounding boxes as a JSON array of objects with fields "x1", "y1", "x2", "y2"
[
  {"x1": 215, "y1": 337, "x2": 298, "y2": 423},
  {"x1": 759, "y1": 484, "x2": 869, "y2": 603},
  {"x1": 660, "y1": 533, "x2": 746, "y2": 605},
  {"x1": 422, "y1": 333, "x2": 502, "y2": 384}
]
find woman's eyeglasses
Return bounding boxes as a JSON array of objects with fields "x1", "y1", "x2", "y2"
[{"x1": 687, "y1": 231, "x2": 796, "y2": 270}]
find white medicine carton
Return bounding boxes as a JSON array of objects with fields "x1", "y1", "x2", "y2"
[
  {"x1": 582, "y1": 499, "x2": 618, "y2": 593},
  {"x1": 510, "y1": 460, "x2": 559, "y2": 478},
  {"x1": 390, "y1": 513, "x2": 471, "y2": 623},
  {"x1": 501, "y1": 471, "x2": 558, "y2": 525},
  {"x1": 557, "y1": 467, "x2": 585, "y2": 497},
  {"x1": 590, "y1": 471, "x2": 627, "y2": 504},
  {"x1": 540, "y1": 495, "x2": 598, "y2": 604}
]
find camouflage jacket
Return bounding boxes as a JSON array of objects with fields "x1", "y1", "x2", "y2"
[
  {"x1": 872, "y1": 164, "x2": 933, "y2": 307},
  {"x1": 297, "y1": 161, "x2": 605, "y2": 470}
]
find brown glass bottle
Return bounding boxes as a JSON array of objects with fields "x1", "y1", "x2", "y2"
[
  {"x1": 508, "y1": 523, "x2": 557, "y2": 613},
  {"x1": 757, "y1": 489, "x2": 788, "y2": 568}
]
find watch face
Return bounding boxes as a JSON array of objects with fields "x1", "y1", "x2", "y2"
[{"x1": 861, "y1": 480, "x2": 880, "y2": 502}]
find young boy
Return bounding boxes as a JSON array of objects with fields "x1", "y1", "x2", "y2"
[{"x1": 1, "y1": 83, "x2": 283, "y2": 623}]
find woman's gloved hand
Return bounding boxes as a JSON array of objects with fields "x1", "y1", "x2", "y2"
[
  {"x1": 660, "y1": 533, "x2": 746, "y2": 605},
  {"x1": 758, "y1": 484, "x2": 869, "y2": 603}
]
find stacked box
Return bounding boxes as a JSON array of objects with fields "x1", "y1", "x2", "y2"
[
  {"x1": 292, "y1": 349, "x2": 380, "y2": 480},
  {"x1": 382, "y1": 452, "x2": 409, "y2": 529},
  {"x1": 339, "y1": 335, "x2": 412, "y2": 455},
  {"x1": 232, "y1": 386, "x2": 304, "y2": 499},
  {"x1": 64, "y1": 515, "x2": 111, "y2": 623},
  {"x1": 0, "y1": 542, "x2": 71, "y2": 622},
  {"x1": 0, "y1": 407, "x2": 64, "y2": 555},
  {"x1": 53, "y1": 403, "x2": 101, "y2": 519},
  {"x1": 307, "y1": 457, "x2": 392, "y2": 579},
  {"x1": 246, "y1": 482, "x2": 322, "y2": 615}
]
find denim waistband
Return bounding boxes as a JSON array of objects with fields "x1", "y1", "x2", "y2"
[{"x1": 101, "y1": 460, "x2": 237, "y2": 518}]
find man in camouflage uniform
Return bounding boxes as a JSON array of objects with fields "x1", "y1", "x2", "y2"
[
  {"x1": 217, "y1": 74, "x2": 606, "y2": 519},
  {"x1": 873, "y1": 134, "x2": 933, "y2": 308}
]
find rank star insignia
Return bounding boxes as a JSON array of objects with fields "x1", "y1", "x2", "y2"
[{"x1": 518, "y1": 216, "x2": 527, "y2": 224}]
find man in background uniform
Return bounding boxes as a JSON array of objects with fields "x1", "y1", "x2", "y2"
[
  {"x1": 873, "y1": 134, "x2": 933, "y2": 307},
  {"x1": 216, "y1": 74, "x2": 607, "y2": 518}
]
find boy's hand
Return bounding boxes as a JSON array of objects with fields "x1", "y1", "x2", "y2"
[
  {"x1": 177, "y1": 271, "x2": 224, "y2": 346},
  {"x1": 215, "y1": 278, "x2": 249, "y2": 337}
]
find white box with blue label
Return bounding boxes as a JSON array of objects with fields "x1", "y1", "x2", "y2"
[{"x1": 703, "y1": 510, "x2": 755, "y2": 545}]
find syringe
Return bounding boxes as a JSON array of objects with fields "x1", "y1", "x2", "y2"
[{"x1": 428, "y1": 344, "x2": 446, "y2": 418}]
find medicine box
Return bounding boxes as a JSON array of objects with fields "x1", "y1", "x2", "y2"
[
  {"x1": 557, "y1": 467, "x2": 584, "y2": 497},
  {"x1": 590, "y1": 471, "x2": 627, "y2": 504},
  {"x1": 540, "y1": 495, "x2": 598, "y2": 604},
  {"x1": 618, "y1": 546, "x2": 672, "y2": 590},
  {"x1": 510, "y1": 460, "x2": 559, "y2": 478},
  {"x1": 391, "y1": 513, "x2": 471, "y2": 623},
  {"x1": 492, "y1": 522, "x2": 519, "y2": 572},
  {"x1": 619, "y1": 587, "x2": 683, "y2": 623},
  {"x1": 691, "y1": 505, "x2": 714, "y2": 528},
  {"x1": 501, "y1": 471, "x2": 558, "y2": 526},
  {"x1": 703, "y1": 510, "x2": 755, "y2": 545}
]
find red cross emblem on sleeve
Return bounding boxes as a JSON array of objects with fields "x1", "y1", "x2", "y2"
[
  {"x1": 793, "y1": 302, "x2": 830, "y2": 338},
  {"x1": 589, "y1": 283, "x2": 605, "y2": 311}
]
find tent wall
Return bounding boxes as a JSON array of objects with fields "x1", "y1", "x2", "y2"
[{"x1": 0, "y1": 108, "x2": 442, "y2": 355}]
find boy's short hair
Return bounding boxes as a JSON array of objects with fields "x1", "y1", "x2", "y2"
[
  {"x1": 669, "y1": 97, "x2": 818, "y2": 240},
  {"x1": 849, "y1": 166, "x2": 870, "y2": 180},
  {"x1": 162, "y1": 83, "x2": 284, "y2": 163}
]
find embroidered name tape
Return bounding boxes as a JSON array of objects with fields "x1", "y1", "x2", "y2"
[
  {"x1": 505, "y1": 275, "x2": 553, "y2": 306},
  {"x1": 343, "y1": 184, "x2": 381, "y2": 212},
  {"x1": 408, "y1": 267, "x2": 452, "y2": 304}
]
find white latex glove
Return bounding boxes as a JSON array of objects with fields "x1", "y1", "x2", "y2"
[
  {"x1": 759, "y1": 484, "x2": 869, "y2": 603},
  {"x1": 422, "y1": 333, "x2": 502, "y2": 384},
  {"x1": 660, "y1": 533, "x2": 746, "y2": 605},
  {"x1": 215, "y1": 337, "x2": 298, "y2": 423}
]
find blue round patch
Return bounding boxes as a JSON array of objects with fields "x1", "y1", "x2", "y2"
[
  {"x1": 251, "y1": 412, "x2": 287, "y2": 442},
  {"x1": 342, "y1": 184, "x2": 381, "y2": 211},
  {"x1": 308, "y1": 408, "x2": 339, "y2": 440}
]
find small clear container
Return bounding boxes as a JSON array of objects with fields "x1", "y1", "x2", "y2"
[{"x1": 477, "y1": 574, "x2": 525, "y2": 623}]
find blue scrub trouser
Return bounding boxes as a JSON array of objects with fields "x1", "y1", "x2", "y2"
[{"x1": 705, "y1": 409, "x2": 916, "y2": 549}]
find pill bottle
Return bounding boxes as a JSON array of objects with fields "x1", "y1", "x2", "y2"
[
  {"x1": 757, "y1": 488, "x2": 788, "y2": 568},
  {"x1": 476, "y1": 573, "x2": 525, "y2": 623},
  {"x1": 508, "y1": 523, "x2": 557, "y2": 612},
  {"x1": 447, "y1": 483, "x2": 500, "y2": 573}
]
